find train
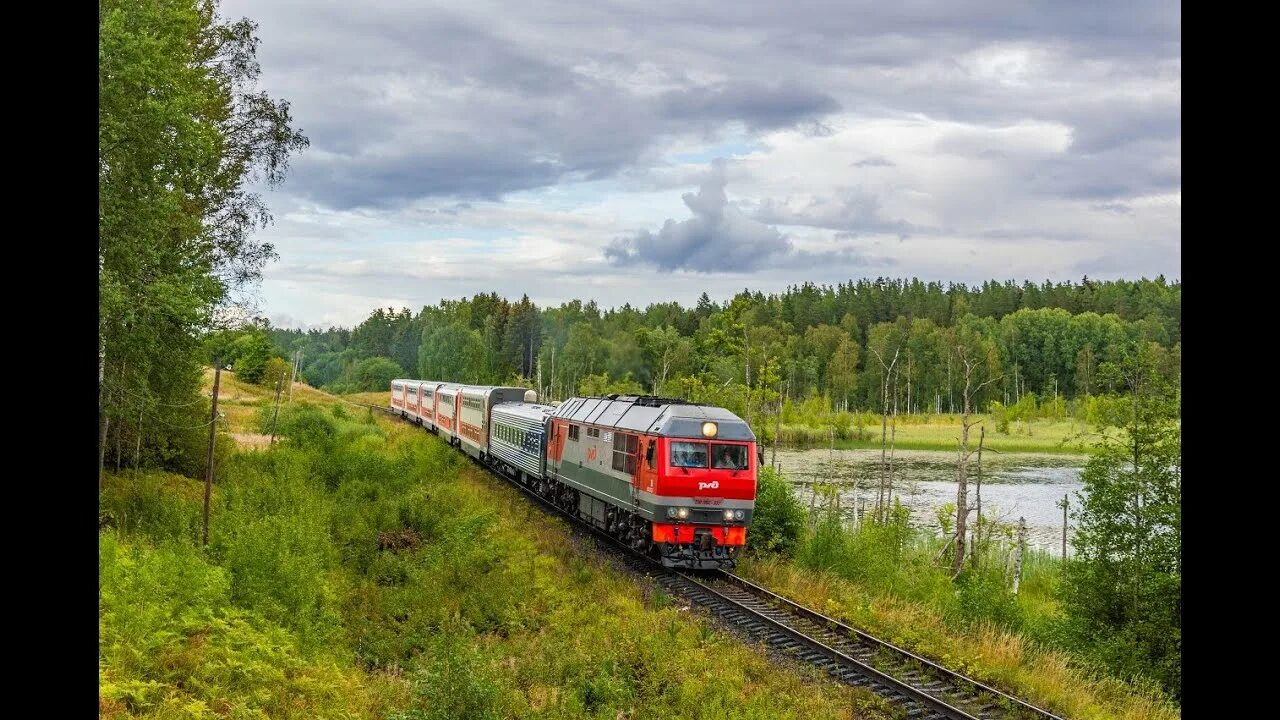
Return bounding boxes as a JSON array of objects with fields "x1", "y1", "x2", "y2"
[{"x1": 390, "y1": 378, "x2": 760, "y2": 570}]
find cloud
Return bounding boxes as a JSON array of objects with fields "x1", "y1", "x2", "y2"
[
  {"x1": 851, "y1": 155, "x2": 895, "y2": 167},
  {"x1": 213, "y1": 0, "x2": 1180, "y2": 326},
  {"x1": 605, "y1": 164, "x2": 795, "y2": 272},
  {"x1": 753, "y1": 188, "x2": 925, "y2": 238},
  {"x1": 658, "y1": 82, "x2": 841, "y2": 130}
]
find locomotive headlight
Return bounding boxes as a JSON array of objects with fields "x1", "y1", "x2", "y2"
[
  {"x1": 701, "y1": 422, "x2": 718, "y2": 438},
  {"x1": 735, "y1": 509, "x2": 745, "y2": 520},
  {"x1": 723, "y1": 509, "x2": 735, "y2": 522},
  {"x1": 676, "y1": 507, "x2": 690, "y2": 520}
]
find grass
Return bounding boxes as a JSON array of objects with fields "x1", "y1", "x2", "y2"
[
  {"x1": 736, "y1": 533, "x2": 1179, "y2": 720},
  {"x1": 202, "y1": 369, "x2": 382, "y2": 441},
  {"x1": 778, "y1": 415, "x2": 1113, "y2": 455},
  {"x1": 141, "y1": 375, "x2": 1172, "y2": 718},
  {"x1": 101, "y1": 374, "x2": 895, "y2": 719}
]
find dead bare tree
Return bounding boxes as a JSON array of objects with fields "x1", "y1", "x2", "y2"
[
  {"x1": 869, "y1": 346, "x2": 900, "y2": 522},
  {"x1": 969, "y1": 426, "x2": 985, "y2": 570},
  {"x1": 887, "y1": 361, "x2": 900, "y2": 514},
  {"x1": 1011, "y1": 517, "x2": 1027, "y2": 596},
  {"x1": 952, "y1": 342, "x2": 1002, "y2": 578},
  {"x1": 772, "y1": 377, "x2": 782, "y2": 471}
]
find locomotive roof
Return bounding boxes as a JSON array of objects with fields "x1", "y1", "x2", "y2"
[{"x1": 551, "y1": 395, "x2": 755, "y2": 441}]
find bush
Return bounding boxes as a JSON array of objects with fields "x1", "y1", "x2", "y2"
[
  {"x1": 99, "y1": 533, "x2": 374, "y2": 719},
  {"x1": 259, "y1": 402, "x2": 339, "y2": 449},
  {"x1": 230, "y1": 331, "x2": 273, "y2": 383},
  {"x1": 210, "y1": 451, "x2": 342, "y2": 650},
  {"x1": 747, "y1": 467, "x2": 806, "y2": 555},
  {"x1": 260, "y1": 356, "x2": 292, "y2": 389},
  {"x1": 99, "y1": 472, "x2": 205, "y2": 545},
  {"x1": 951, "y1": 569, "x2": 1023, "y2": 630}
]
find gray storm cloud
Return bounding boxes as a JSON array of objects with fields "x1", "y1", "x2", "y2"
[
  {"x1": 606, "y1": 167, "x2": 793, "y2": 272},
  {"x1": 754, "y1": 189, "x2": 923, "y2": 238}
]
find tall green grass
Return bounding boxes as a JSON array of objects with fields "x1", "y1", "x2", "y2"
[
  {"x1": 737, "y1": 483, "x2": 1178, "y2": 720},
  {"x1": 100, "y1": 401, "x2": 893, "y2": 719}
]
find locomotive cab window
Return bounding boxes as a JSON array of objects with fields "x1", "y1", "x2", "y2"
[
  {"x1": 712, "y1": 444, "x2": 748, "y2": 470},
  {"x1": 645, "y1": 441, "x2": 655, "y2": 470},
  {"x1": 569, "y1": 424, "x2": 580, "y2": 441},
  {"x1": 612, "y1": 433, "x2": 638, "y2": 474},
  {"x1": 670, "y1": 441, "x2": 709, "y2": 468}
]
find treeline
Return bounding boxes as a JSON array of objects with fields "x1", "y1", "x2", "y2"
[{"x1": 268, "y1": 276, "x2": 1180, "y2": 423}]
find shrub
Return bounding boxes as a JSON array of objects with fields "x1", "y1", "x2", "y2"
[{"x1": 747, "y1": 467, "x2": 806, "y2": 555}]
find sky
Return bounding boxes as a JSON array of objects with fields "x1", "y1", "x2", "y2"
[{"x1": 219, "y1": 0, "x2": 1181, "y2": 330}]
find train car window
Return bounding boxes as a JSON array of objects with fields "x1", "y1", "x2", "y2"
[
  {"x1": 569, "y1": 424, "x2": 579, "y2": 441},
  {"x1": 712, "y1": 444, "x2": 748, "y2": 470},
  {"x1": 587, "y1": 427, "x2": 599, "y2": 438},
  {"x1": 670, "y1": 441, "x2": 709, "y2": 468},
  {"x1": 645, "y1": 441, "x2": 655, "y2": 470},
  {"x1": 612, "y1": 433, "x2": 638, "y2": 473}
]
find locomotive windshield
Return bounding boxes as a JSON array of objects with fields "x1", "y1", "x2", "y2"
[
  {"x1": 712, "y1": 444, "x2": 748, "y2": 470},
  {"x1": 670, "y1": 441, "x2": 709, "y2": 468},
  {"x1": 671, "y1": 442, "x2": 748, "y2": 469}
]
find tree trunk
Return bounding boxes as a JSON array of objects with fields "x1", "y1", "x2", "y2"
[
  {"x1": 953, "y1": 373, "x2": 973, "y2": 576},
  {"x1": 743, "y1": 325, "x2": 751, "y2": 428},
  {"x1": 134, "y1": 406, "x2": 143, "y2": 477},
  {"x1": 887, "y1": 367, "x2": 898, "y2": 512},
  {"x1": 1061, "y1": 493, "x2": 1068, "y2": 560},
  {"x1": 1011, "y1": 516, "x2": 1027, "y2": 595},
  {"x1": 971, "y1": 426, "x2": 984, "y2": 569},
  {"x1": 99, "y1": 413, "x2": 110, "y2": 492},
  {"x1": 772, "y1": 378, "x2": 782, "y2": 471},
  {"x1": 906, "y1": 354, "x2": 912, "y2": 416},
  {"x1": 114, "y1": 405, "x2": 124, "y2": 473}
]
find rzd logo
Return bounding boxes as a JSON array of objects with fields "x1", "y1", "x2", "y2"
[{"x1": 697, "y1": 480, "x2": 719, "y2": 491}]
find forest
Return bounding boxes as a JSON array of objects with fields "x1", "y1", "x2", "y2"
[{"x1": 256, "y1": 277, "x2": 1179, "y2": 429}]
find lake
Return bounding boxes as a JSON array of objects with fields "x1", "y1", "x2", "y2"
[{"x1": 770, "y1": 447, "x2": 1087, "y2": 554}]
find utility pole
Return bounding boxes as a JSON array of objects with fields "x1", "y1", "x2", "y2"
[
  {"x1": 287, "y1": 350, "x2": 300, "y2": 403},
  {"x1": 269, "y1": 375, "x2": 284, "y2": 444},
  {"x1": 203, "y1": 358, "x2": 222, "y2": 547}
]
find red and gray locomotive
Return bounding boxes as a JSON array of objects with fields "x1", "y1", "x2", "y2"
[{"x1": 391, "y1": 379, "x2": 759, "y2": 570}]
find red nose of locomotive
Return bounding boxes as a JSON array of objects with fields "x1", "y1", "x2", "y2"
[{"x1": 649, "y1": 420, "x2": 757, "y2": 567}]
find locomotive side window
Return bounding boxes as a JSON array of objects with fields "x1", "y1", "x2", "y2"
[
  {"x1": 645, "y1": 441, "x2": 655, "y2": 470},
  {"x1": 612, "y1": 433, "x2": 638, "y2": 474},
  {"x1": 670, "y1": 441, "x2": 709, "y2": 468},
  {"x1": 569, "y1": 424, "x2": 580, "y2": 441},
  {"x1": 712, "y1": 444, "x2": 748, "y2": 470}
]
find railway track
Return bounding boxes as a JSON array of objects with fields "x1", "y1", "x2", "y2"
[{"x1": 364, "y1": 402, "x2": 1066, "y2": 720}]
